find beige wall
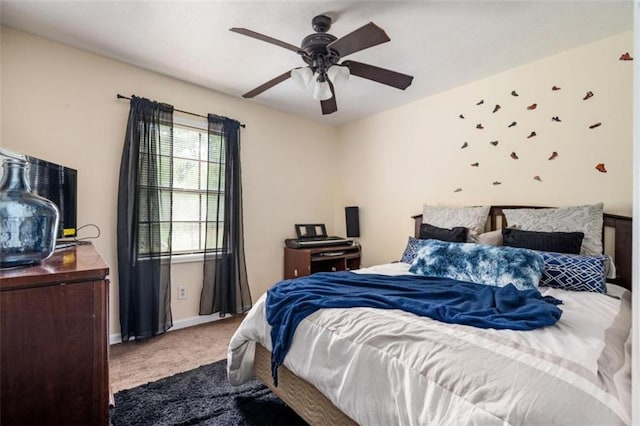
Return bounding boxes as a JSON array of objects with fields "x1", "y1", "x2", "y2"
[
  {"x1": 0, "y1": 27, "x2": 339, "y2": 337},
  {"x1": 337, "y1": 31, "x2": 633, "y2": 267}
]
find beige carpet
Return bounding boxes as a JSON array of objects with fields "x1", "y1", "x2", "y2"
[{"x1": 109, "y1": 315, "x2": 245, "y2": 392}]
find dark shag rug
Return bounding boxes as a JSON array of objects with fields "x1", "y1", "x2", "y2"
[{"x1": 110, "y1": 359, "x2": 307, "y2": 426}]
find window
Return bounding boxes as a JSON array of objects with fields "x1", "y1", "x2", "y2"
[{"x1": 138, "y1": 117, "x2": 225, "y2": 257}]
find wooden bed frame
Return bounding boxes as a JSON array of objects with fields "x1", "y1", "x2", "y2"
[{"x1": 254, "y1": 206, "x2": 633, "y2": 425}]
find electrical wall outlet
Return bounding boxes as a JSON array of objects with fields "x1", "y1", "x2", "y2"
[{"x1": 177, "y1": 285, "x2": 187, "y2": 300}]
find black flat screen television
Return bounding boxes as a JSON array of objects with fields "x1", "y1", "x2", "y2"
[{"x1": 0, "y1": 148, "x2": 78, "y2": 239}]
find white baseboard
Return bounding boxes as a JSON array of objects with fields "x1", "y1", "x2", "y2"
[{"x1": 109, "y1": 312, "x2": 226, "y2": 345}]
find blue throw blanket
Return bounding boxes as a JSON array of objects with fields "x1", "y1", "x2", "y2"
[{"x1": 266, "y1": 272, "x2": 562, "y2": 385}]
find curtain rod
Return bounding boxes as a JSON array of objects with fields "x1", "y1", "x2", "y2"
[{"x1": 116, "y1": 94, "x2": 246, "y2": 128}]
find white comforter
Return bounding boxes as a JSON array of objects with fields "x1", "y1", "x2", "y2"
[{"x1": 228, "y1": 263, "x2": 631, "y2": 425}]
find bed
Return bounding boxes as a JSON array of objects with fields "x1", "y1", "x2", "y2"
[{"x1": 228, "y1": 205, "x2": 633, "y2": 425}]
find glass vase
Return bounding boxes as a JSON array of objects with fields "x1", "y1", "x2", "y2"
[{"x1": 0, "y1": 158, "x2": 60, "y2": 267}]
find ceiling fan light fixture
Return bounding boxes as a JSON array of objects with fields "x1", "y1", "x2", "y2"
[
  {"x1": 312, "y1": 74, "x2": 332, "y2": 101},
  {"x1": 231, "y1": 15, "x2": 413, "y2": 114},
  {"x1": 291, "y1": 67, "x2": 313, "y2": 88},
  {"x1": 327, "y1": 65, "x2": 350, "y2": 89}
]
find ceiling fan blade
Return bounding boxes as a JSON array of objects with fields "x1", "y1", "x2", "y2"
[
  {"x1": 342, "y1": 60, "x2": 413, "y2": 90},
  {"x1": 320, "y1": 81, "x2": 337, "y2": 115},
  {"x1": 230, "y1": 28, "x2": 302, "y2": 54},
  {"x1": 242, "y1": 70, "x2": 292, "y2": 98},
  {"x1": 326, "y1": 22, "x2": 390, "y2": 58}
]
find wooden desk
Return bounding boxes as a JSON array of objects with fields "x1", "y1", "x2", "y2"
[{"x1": 284, "y1": 244, "x2": 361, "y2": 279}]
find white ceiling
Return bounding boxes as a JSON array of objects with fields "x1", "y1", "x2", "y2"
[{"x1": 0, "y1": 1, "x2": 633, "y2": 127}]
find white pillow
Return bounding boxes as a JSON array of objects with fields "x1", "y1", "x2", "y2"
[
  {"x1": 422, "y1": 205, "x2": 490, "y2": 234},
  {"x1": 503, "y1": 203, "x2": 604, "y2": 256}
]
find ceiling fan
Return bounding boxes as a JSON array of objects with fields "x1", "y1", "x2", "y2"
[{"x1": 230, "y1": 15, "x2": 414, "y2": 115}]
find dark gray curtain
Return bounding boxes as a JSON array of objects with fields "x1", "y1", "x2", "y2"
[
  {"x1": 200, "y1": 114, "x2": 252, "y2": 316},
  {"x1": 117, "y1": 96, "x2": 174, "y2": 341}
]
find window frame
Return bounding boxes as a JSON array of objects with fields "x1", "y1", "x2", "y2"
[{"x1": 161, "y1": 115, "x2": 224, "y2": 263}]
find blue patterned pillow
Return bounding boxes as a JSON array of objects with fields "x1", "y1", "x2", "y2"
[
  {"x1": 408, "y1": 240, "x2": 544, "y2": 291},
  {"x1": 539, "y1": 252, "x2": 607, "y2": 293},
  {"x1": 400, "y1": 236, "x2": 427, "y2": 263}
]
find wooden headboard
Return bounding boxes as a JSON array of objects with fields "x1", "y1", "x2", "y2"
[{"x1": 412, "y1": 205, "x2": 633, "y2": 292}]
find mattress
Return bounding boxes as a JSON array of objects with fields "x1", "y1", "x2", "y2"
[{"x1": 228, "y1": 262, "x2": 631, "y2": 425}]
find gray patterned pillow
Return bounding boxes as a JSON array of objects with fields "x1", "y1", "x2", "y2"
[
  {"x1": 422, "y1": 205, "x2": 490, "y2": 234},
  {"x1": 503, "y1": 204, "x2": 603, "y2": 256}
]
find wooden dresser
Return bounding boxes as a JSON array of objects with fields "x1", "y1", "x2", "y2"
[{"x1": 0, "y1": 243, "x2": 109, "y2": 426}]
